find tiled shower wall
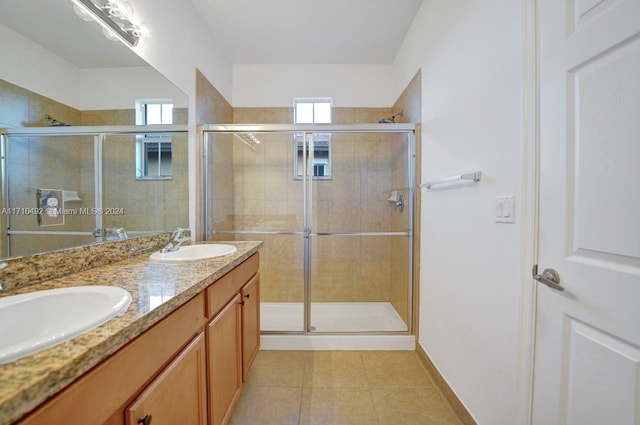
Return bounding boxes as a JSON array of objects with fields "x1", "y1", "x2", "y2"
[
  {"x1": 209, "y1": 107, "x2": 414, "y2": 326},
  {"x1": 0, "y1": 79, "x2": 188, "y2": 257}
]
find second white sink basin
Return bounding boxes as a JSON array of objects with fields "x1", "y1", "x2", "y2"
[
  {"x1": 0, "y1": 286, "x2": 132, "y2": 364},
  {"x1": 149, "y1": 244, "x2": 237, "y2": 262}
]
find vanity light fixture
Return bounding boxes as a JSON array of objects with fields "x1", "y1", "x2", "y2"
[{"x1": 71, "y1": 0, "x2": 142, "y2": 46}]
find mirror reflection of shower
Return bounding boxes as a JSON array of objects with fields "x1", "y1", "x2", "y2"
[{"x1": 45, "y1": 114, "x2": 71, "y2": 127}]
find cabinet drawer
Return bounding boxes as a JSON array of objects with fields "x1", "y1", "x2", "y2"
[
  {"x1": 206, "y1": 253, "x2": 259, "y2": 318},
  {"x1": 233, "y1": 253, "x2": 259, "y2": 289}
]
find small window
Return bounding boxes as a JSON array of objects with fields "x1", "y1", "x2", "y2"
[
  {"x1": 294, "y1": 99, "x2": 331, "y2": 124},
  {"x1": 293, "y1": 98, "x2": 332, "y2": 180},
  {"x1": 135, "y1": 100, "x2": 173, "y2": 180}
]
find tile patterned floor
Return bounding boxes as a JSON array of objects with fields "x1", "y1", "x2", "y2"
[{"x1": 230, "y1": 351, "x2": 462, "y2": 425}]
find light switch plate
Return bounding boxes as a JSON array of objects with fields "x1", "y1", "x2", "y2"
[{"x1": 495, "y1": 195, "x2": 515, "y2": 223}]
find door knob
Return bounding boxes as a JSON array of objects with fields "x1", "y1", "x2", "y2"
[{"x1": 532, "y1": 265, "x2": 564, "y2": 291}]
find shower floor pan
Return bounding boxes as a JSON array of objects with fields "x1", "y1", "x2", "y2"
[{"x1": 261, "y1": 302, "x2": 408, "y2": 333}]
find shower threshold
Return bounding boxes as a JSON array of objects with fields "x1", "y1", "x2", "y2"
[
  {"x1": 261, "y1": 301, "x2": 408, "y2": 333},
  {"x1": 260, "y1": 301, "x2": 415, "y2": 350}
]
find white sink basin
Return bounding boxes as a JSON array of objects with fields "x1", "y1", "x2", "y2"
[
  {"x1": 149, "y1": 244, "x2": 238, "y2": 262},
  {"x1": 0, "y1": 286, "x2": 132, "y2": 364}
]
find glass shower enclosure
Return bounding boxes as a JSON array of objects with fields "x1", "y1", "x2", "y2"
[{"x1": 203, "y1": 124, "x2": 415, "y2": 335}]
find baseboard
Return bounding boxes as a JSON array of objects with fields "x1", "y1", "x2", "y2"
[{"x1": 416, "y1": 344, "x2": 477, "y2": 425}]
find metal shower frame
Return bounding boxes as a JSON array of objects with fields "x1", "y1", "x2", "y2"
[{"x1": 202, "y1": 123, "x2": 416, "y2": 335}]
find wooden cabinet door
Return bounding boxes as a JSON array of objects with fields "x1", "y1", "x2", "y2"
[
  {"x1": 124, "y1": 333, "x2": 207, "y2": 425},
  {"x1": 206, "y1": 294, "x2": 242, "y2": 425},
  {"x1": 241, "y1": 273, "x2": 260, "y2": 381}
]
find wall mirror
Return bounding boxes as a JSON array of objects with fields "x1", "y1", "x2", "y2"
[{"x1": 0, "y1": 0, "x2": 189, "y2": 259}]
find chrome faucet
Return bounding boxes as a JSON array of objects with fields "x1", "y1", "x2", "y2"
[
  {"x1": 104, "y1": 227, "x2": 128, "y2": 240},
  {"x1": 0, "y1": 262, "x2": 8, "y2": 293},
  {"x1": 161, "y1": 228, "x2": 192, "y2": 253}
]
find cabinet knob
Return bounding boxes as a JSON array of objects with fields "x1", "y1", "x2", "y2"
[
  {"x1": 244, "y1": 293, "x2": 251, "y2": 299},
  {"x1": 138, "y1": 414, "x2": 152, "y2": 425},
  {"x1": 239, "y1": 300, "x2": 245, "y2": 306}
]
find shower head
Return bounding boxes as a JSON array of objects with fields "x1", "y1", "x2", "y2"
[
  {"x1": 45, "y1": 114, "x2": 71, "y2": 127},
  {"x1": 51, "y1": 120, "x2": 71, "y2": 127},
  {"x1": 378, "y1": 111, "x2": 404, "y2": 124}
]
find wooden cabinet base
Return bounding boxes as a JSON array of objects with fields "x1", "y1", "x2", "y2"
[
  {"x1": 17, "y1": 252, "x2": 261, "y2": 425},
  {"x1": 207, "y1": 294, "x2": 243, "y2": 425},
  {"x1": 125, "y1": 333, "x2": 207, "y2": 425},
  {"x1": 18, "y1": 294, "x2": 205, "y2": 425},
  {"x1": 241, "y1": 274, "x2": 260, "y2": 381}
]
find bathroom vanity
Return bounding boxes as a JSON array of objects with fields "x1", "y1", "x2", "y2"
[{"x1": 0, "y1": 240, "x2": 262, "y2": 425}]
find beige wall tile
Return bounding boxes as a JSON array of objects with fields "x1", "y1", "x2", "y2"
[{"x1": 217, "y1": 104, "x2": 415, "y2": 312}]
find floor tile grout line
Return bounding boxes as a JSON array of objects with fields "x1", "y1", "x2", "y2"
[
  {"x1": 230, "y1": 350, "x2": 462, "y2": 425},
  {"x1": 359, "y1": 352, "x2": 384, "y2": 425},
  {"x1": 296, "y1": 351, "x2": 311, "y2": 425},
  {"x1": 296, "y1": 384, "x2": 304, "y2": 425}
]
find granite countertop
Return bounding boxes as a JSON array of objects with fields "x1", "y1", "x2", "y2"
[{"x1": 0, "y1": 241, "x2": 262, "y2": 425}]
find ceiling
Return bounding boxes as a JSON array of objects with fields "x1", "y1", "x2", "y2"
[
  {"x1": 191, "y1": 0, "x2": 424, "y2": 64},
  {"x1": 0, "y1": 0, "x2": 423, "y2": 68}
]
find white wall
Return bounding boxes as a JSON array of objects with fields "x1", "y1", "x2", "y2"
[
  {"x1": 125, "y1": 0, "x2": 233, "y2": 233},
  {"x1": 393, "y1": 1, "x2": 523, "y2": 424},
  {"x1": 0, "y1": 23, "x2": 81, "y2": 109},
  {"x1": 232, "y1": 64, "x2": 394, "y2": 107},
  {"x1": 130, "y1": 0, "x2": 232, "y2": 102},
  {"x1": 0, "y1": 24, "x2": 189, "y2": 111},
  {"x1": 78, "y1": 67, "x2": 188, "y2": 110}
]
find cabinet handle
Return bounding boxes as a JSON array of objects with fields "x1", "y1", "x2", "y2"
[
  {"x1": 244, "y1": 293, "x2": 251, "y2": 299},
  {"x1": 138, "y1": 414, "x2": 152, "y2": 425}
]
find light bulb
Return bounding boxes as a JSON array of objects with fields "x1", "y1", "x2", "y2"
[
  {"x1": 73, "y1": 3, "x2": 95, "y2": 21},
  {"x1": 106, "y1": 0, "x2": 133, "y2": 20},
  {"x1": 102, "y1": 27, "x2": 121, "y2": 42}
]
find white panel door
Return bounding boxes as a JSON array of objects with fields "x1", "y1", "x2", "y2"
[{"x1": 533, "y1": 0, "x2": 640, "y2": 424}]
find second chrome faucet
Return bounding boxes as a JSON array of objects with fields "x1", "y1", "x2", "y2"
[{"x1": 160, "y1": 228, "x2": 192, "y2": 253}]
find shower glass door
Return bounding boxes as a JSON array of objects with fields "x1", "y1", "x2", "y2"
[
  {"x1": 1, "y1": 126, "x2": 188, "y2": 258},
  {"x1": 1, "y1": 132, "x2": 98, "y2": 257},
  {"x1": 204, "y1": 125, "x2": 414, "y2": 335},
  {"x1": 205, "y1": 129, "x2": 306, "y2": 332},
  {"x1": 308, "y1": 130, "x2": 412, "y2": 333}
]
